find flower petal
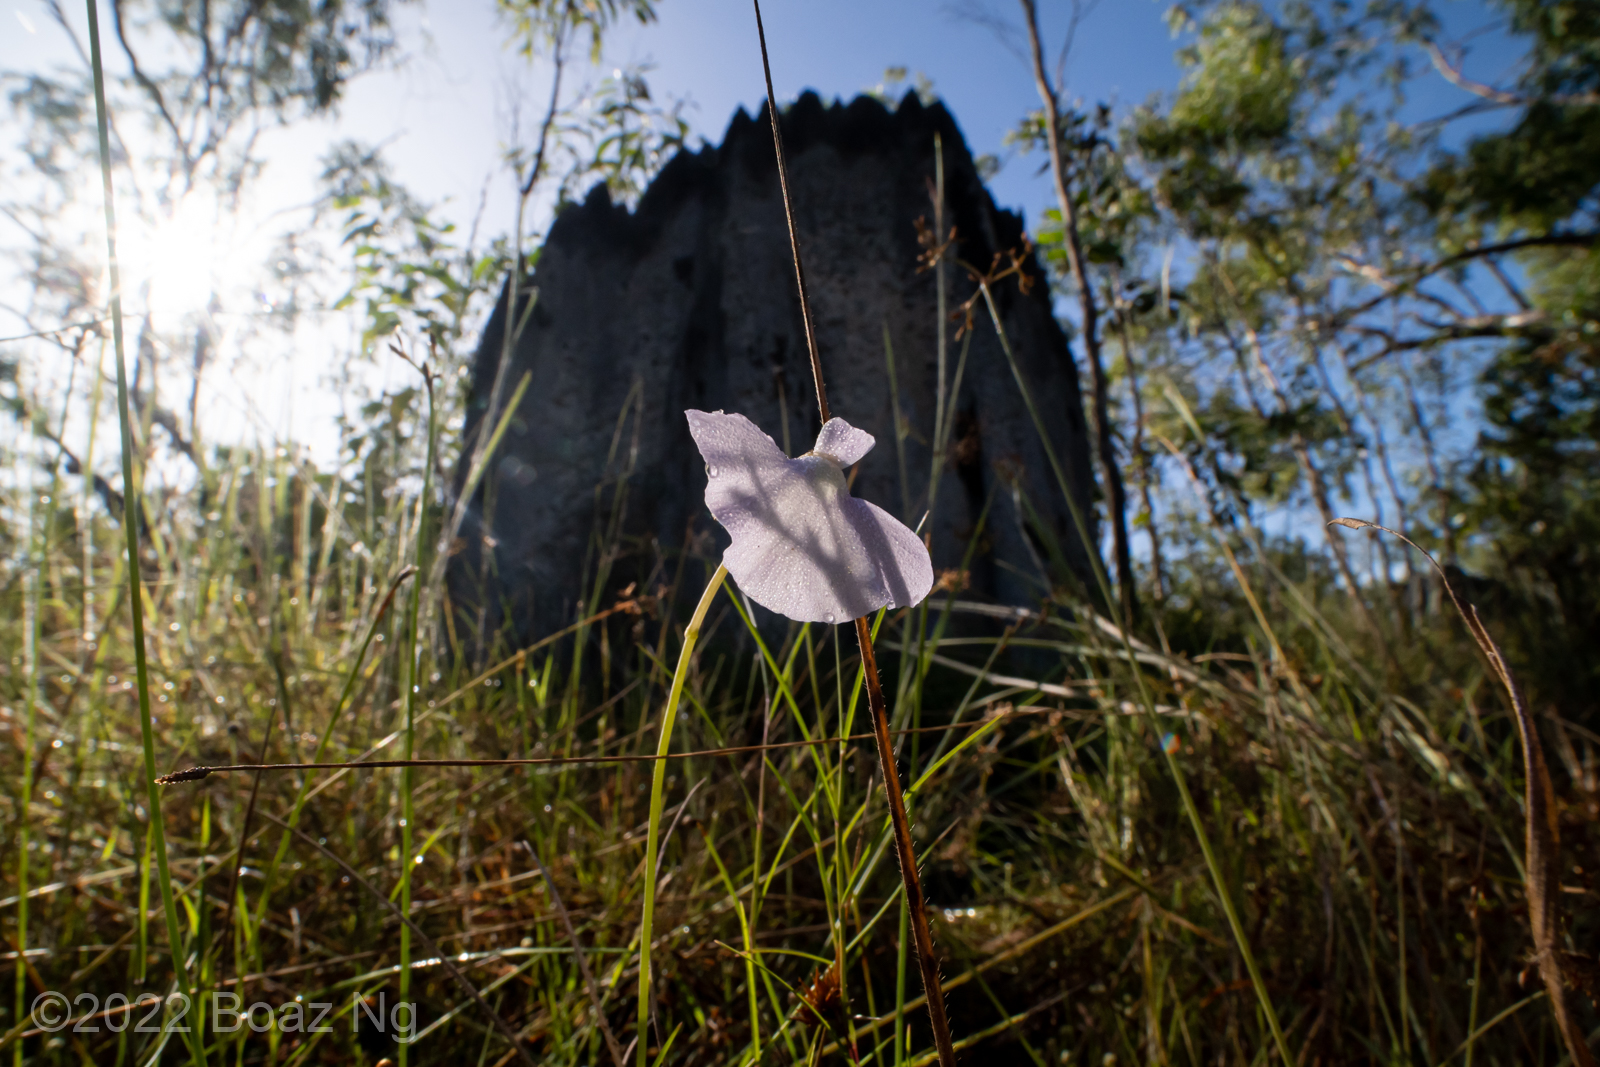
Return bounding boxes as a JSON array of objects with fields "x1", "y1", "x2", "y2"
[
  {"x1": 812, "y1": 417, "x2": 875, "y2": 466},
  {"x1": 685, "y1": 409, "x2": 789, "y2": 483},
  {"x1": 686, "y1": 410, "x2": 933, "y2": 624}
]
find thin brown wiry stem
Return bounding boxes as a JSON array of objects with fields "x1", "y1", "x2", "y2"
[
  {"x1": 155, "y1": 719, "x2": 1004, "y2": 785},
  {"x1": 856, "y1": 617, "x2": 958, "y2": 1067},
  {"x1": 219, "y1": 564, "x2": 415, "y2": 973},
  {"x1": 522, "y1": 841, "x2": 626, "y2": 1067},
  {"x1": 749, "y1": 3, "x2": 956, "y2": 1060},
  {"x1": 1329, "y1": 518, "x2": 1595, "y2": 1067},
  {"x1": 222, "y1": 701, "x2": 275, "y2": 968},
  {"x1": 751, "y1": 0, "x2": 829, "y2": 424}
]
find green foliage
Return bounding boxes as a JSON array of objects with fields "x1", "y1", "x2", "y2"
[
  {"x1": 93, "y1": 0, "x2": 407, "y2": 188},
  {"x1": 1134, "y1": 4, "x2": 1309, "y2": 229},
  {"x1": 0, "y1": 0, "x2": 415, "y2": 444},
  {"x1": 1407, "y1": 1, "x2": 1600, "y2": 709},
  {"x1": 1431, "y1": 98, "x2": 1600, "y2": 225},
  {"x1": 998, "y1": 0, "x2": 1600, "y2": 763},
  {"x1": 7, "y1": 74, "x2": 90, "y2": 182},
  {"x1": 497, "y1": 0, "x2": 658, "y2": 62},
  {"x1": 323, "y1": 141, "x2": 510, "y2": 356},
  {"x1": 1464, "y1": 263, "x2": 1600, "y2": 700},
  {"x1": 1167, "y1": 2, "x2": 1299, "y2": 148},
  {"x1": 866, "y1": 65, "x2": 939, "y2": 108},
  {"x1": 553, "y1": 64, "x2": 689, "y2": 207},
  {"x1": 138, "y1": 0, "x2": 409, "y2": 114}
]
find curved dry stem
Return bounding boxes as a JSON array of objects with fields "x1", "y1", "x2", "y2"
[{"x1": 1330, "y1": 517, "x2": 1594, "y2": 1067}]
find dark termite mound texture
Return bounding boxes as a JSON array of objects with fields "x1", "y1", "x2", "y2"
[{"x1": 450, "y1": 91, "x2": 1099, "y2": 650}]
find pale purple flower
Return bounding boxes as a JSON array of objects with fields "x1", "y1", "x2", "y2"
[{"x1": 686, "y1": 409, "x2": 934, "y2": 624}]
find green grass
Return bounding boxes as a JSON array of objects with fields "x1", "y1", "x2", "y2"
[
  {"x1": 1, "y1": 16, "x2": 1594, "y2": 1062},
  {"x1": 4, "y1": 337, "x2": 1595, "y2": 1064}
]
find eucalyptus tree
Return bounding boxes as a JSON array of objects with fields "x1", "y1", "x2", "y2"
[
  {"x1": 1046, "y1": 6, "x2": 1600, "y2": 1057},
  {"x1": 1, "y1": 0, "x2": 410, "y2": 463},
  {"x1": 1003, "y1": 2, "x2": 1592, "y2": 661},
  {"x1": 1410, "y1": 0, "x2": 1600, "y2": 705}
]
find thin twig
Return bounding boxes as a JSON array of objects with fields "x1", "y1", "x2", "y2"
[
  {"x1": 1419, "y1": 38, "x2": 1598, "y2": 108},
  {"x1": 1018, "y1": 0, "x2": 1135, "y2": 626},
  {"x1": 222, "y1": 703, "x2": 275, "y2": 974},
  {"x1": 109, "y1": 0, "x2": 193, "y2": 177},
  {"x1": 260, "y1": 812, "x2": 538, "y2": 1067},
  {"x1": 655, "y1": 777, "x2": 706, "y2": 875},
  {"x1": 521, "y1": 37, "x2": 568, "y2": 198},
  {"x1": 156, "y1": 720, "x2": 1003, "y2": 784},
  {"x1": 522, "y1": 841, "x2": 626, "y2": 1067}
]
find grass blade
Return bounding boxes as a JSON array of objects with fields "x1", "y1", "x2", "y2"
[
  {"x1": 976, "y1": 277, "x2": 1293, "y2": 1062},
  {"x1": 83, "y1": 3, "x2": 207, "y2": 1062},
  {"x1": 11, "y1": 472, "x2": 39, "y2": 1067},
  {"x1": 397, "y1": 357, "x2": 439, "y2": 1067}
]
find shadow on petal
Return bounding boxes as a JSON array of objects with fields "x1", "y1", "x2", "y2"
[{"x1": 687, "y1": 410, "x2": 932, "y2": 624}]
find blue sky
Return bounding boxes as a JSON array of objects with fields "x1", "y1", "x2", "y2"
[
  {"x1": 4, "y1": 0, "x2": 1205, "y2": 453},
  {"x1": 4, "y1": 0, "x2": 1530, "y2": 297},
  {"x1": 277, "y1": 0, "x2": 1191, "y2": 244},
  {"x1": 1, "y1": 0, "x2": 1531, "y2": 460},
  {"x1": 287, "y1": 0, "x2": 1526, "y2": 244}
]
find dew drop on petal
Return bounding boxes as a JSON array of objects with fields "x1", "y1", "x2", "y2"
[{"x1": 824, "y1": 613, "x2": 835, "y2": 624}]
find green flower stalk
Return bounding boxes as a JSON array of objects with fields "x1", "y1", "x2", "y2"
[{"x1": 638, "y1": 563, "x2": 728, "y2": 1066}]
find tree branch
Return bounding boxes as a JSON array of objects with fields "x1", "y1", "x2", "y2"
[
  {"x1": 1423, "y1": 39, "x2": 1523, "y2": 106},
  {"x1": 1018, "y1": 0, "x2": 1135, "y2": 625},
  {"x1": 1346, "y1": 311, "x2": 1554, "y2": 373},
  {"x1": 1424, "y1": 38, "x2": 1599, "y2": 109},
  {"x1": 519, "y1": 31, "x2": 568, "y2": 198},
  {"x1": 1329, "y1": 231, "x2": 1600, "y2": 327},
  {"x1": 110, "y1": 0, "x2": 195, "y2": 178}
]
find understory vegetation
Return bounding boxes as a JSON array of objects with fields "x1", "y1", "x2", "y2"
[{"x1": 3, "y1": 0, "x2": 1598, "y2": 1064}]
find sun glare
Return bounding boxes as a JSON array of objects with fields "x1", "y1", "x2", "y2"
[{"x1": 121, "y1": 195, "x2": 234, "y2": 327}]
